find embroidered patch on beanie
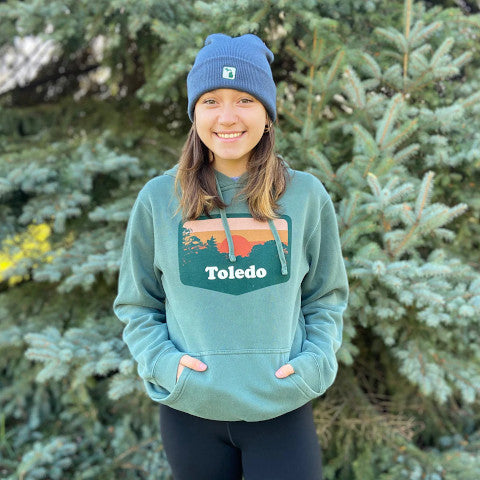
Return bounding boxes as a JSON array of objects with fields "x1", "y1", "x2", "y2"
[{"x1": 222, "y1": 66, "x2": 236, "y2": 79}]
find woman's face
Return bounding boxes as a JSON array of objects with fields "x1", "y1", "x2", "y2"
[{"x1": 194, "y1": 89, "x2": 268, "y2": 176}]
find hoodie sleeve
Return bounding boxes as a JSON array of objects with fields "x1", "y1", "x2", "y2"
[
  {"x1": 288, "y1": 194, "x2": 349, "y2": 396},
  {"x1": 113, "y1": 193, "x2": 184, "y2": 394}
]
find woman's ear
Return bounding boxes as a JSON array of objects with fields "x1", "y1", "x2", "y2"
[{"x1": 264, "y1": 116, "x2": 273, "y2": 133}]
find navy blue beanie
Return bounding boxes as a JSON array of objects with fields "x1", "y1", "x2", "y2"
[{"x1": 187, "y1": 33, "x2": 276, "y2": 122}]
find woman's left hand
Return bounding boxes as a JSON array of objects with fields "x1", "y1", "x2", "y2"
[{"x1": 275, "y1": 363, "x2": 295, "y2": 378}]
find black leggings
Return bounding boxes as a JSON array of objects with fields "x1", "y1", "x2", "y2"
[{"x1": 159, "y1": 401, "x2": 322, "y2": 480}]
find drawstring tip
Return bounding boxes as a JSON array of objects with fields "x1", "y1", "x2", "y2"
[
  {"x1": 229, "y1": 253, "x2": 236, "y2": 262},
  {"x1": 281, "y1": 265, "x2": 288, "y2": 276}
]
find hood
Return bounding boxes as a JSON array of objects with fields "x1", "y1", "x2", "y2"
[{"x1": 164, "y1": 164, "x2": 288, "y2": 276}]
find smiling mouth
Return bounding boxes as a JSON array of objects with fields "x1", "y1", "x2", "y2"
[{"x1": 215, "y1": 132, "x2": 244, "y2": 139}]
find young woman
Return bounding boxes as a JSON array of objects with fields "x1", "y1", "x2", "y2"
[{"x1": 113, "y1": 33, "x2": 349, "y2": 480}]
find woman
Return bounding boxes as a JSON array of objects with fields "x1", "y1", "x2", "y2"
[{"x1": 113, "y1": 33, "x2": 348, "y2": 480}]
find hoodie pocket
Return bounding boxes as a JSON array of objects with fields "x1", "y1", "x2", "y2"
[
  {"x1": 157, "y1": 350, "x2": 315, "y2": 421},
  {"x1": 142, "y1": 363, "x2": 192, "y2": 404}
]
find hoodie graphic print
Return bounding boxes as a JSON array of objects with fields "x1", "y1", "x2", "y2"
[{"x1": 179, "y1": 215, "x2": 291, "y2": 295}]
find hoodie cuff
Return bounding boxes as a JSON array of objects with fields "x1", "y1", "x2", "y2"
[
  {"x1": 288, "y1": 352, "x2": 324, "y2": 395},
  {"x1": 151, "y1": 348, "x2": 185, "y2": 394}
]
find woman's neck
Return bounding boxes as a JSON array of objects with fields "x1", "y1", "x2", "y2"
[{"x1": 211, "y1": 156, "x2": 248, "y2": 178}]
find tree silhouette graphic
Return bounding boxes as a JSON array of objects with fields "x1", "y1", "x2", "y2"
[
  {"x1": 205, "y1": 235, "x2": 217, "y2": 250},
  {"x1": 181, "y1": 227, "x2": 204, "y2": 266}
]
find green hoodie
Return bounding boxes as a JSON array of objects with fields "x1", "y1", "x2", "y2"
[{"x1": 113, "y1": 164, "x2": 348, "y2": 421}]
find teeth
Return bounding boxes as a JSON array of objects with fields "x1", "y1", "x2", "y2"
[{"x1": 217, "y1": 132, "x2": 242, "y2": 138}]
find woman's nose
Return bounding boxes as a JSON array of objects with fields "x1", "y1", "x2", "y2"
[{"x1": 218, "y1": 104, "x2": 237, "y2": 124}]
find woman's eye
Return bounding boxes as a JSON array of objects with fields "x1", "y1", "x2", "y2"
[
  {"x1": 239, "y1": 98, "x2": 254, "y2": 103},
  {"x1": 202, "y1": 99, "x2": 216, "y2": 105}
]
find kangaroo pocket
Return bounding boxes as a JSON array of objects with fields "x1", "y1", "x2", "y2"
[{"x1": 150, "y1": 350, "x2": 318, "y2": 421}]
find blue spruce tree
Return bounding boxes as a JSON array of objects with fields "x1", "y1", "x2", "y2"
[{"x1": 0, "y1": 1, "x2": 479, "y2": 479}]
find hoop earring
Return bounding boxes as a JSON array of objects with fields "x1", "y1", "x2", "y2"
[{"x1": 264, "y1": 121, "x2": 273, "y2": 134}]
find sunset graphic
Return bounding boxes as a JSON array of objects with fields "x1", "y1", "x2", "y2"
[
  {"x1": 183, "y1": 217, "x2": 289, "y2": 257},
  {"x1": 178, "y1": 214, "x2": 291, "y2": 295}
]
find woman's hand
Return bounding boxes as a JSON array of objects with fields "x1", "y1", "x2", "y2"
[
  {"x1": 275, "y1": 363, "x2": 295, "y2": 378},
  {"x1": 176, "y1": 354, "x2": 208, "y2": 382}
]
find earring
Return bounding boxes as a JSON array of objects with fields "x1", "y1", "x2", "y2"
[{"x1": 264, "y1": 122, "x2": 272, "y2": 133}]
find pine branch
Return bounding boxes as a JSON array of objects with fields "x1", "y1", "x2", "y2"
[
  {"x1": 415, "y1": 171, "x2": 435, "y2": 219},
  {"x1": 410, "y1": 21, "x2": 443, "y2": 48},
  {"x1": 375, "y1": 28, "x2": 408, "y2": 54},
  {"x1": 315, "y1": 48, "x2": 345, "y2": 117},
  {"x1": 285, "y1": 44, "x2": 314, "y2": 67},
  {"x1": 307, "y1": 149, "x2": 335, "y2": 182},
  {"x1": 376, "y1": 93, "x2": 403, "y2": 148},
  {"x1": 277, "y1": 103, "x2": 303, "y2": 127},
  {"x1": 359, "y1": 52, "x2": 382, "y2": 80},
  {"x1": 393, "y1": 143, "x2": 420, "y2": 163},
  {"x1": 451, "y1": 50, "x2": 473, "y2": 70},
  {"x1": 430, "y1": 37, "x2": 454, "y2": 71},
  {"x1": 382, "y1": 118, "x2": 418, "y2": 151},
  {"x1": 403, "y1": 0, "x2": 413, "y2": 89},
  {"x1": 459, "y1": 90, "x2": 480, "y2": 109},
  {"x1": 352, "y1": 123, "x2": 378, "y2": 157},
  {"x1": 306, "y1": 28, "x2": 318, "y2": 120},
  {"x1": 367, "y1": 172, "x2": 381, "y2": 198},
  {"x1": 343, "y1": 65, "x2": 366, "y2": 108},
  {"x1": 325, "y1": 49, "x2": 345, "y2": 89}
]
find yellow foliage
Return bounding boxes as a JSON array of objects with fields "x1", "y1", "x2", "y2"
[{"x1": 0, "y1": 223, "x2": 54, "y2": 286}]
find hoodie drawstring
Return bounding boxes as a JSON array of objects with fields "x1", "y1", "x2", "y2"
[
  {"x1": 215, "y1": 176, "x2": 288, "y2": 276},
  {"x1": 268, "y1": 219, "x2": 288, "y2": 276},
  {"x1": 215, "y1": 177, "x2": 236, "y2": 262}
]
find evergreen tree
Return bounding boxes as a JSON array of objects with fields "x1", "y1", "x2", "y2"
[{"x1": 1, "y1": 1, "x2": 479, "y2": 479}]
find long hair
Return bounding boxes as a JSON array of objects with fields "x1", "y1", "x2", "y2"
[{"x1": 175, "y1": 123, "x2": 288, "y2": 222}]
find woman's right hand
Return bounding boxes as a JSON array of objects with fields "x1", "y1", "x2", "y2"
[{"x1": 176, "y1": 354, "x2": 208, "y2": 382}]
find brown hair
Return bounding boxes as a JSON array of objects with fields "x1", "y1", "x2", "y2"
[{"x1": 175, "y1": 123, "x2": 288, "y2": 222}]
